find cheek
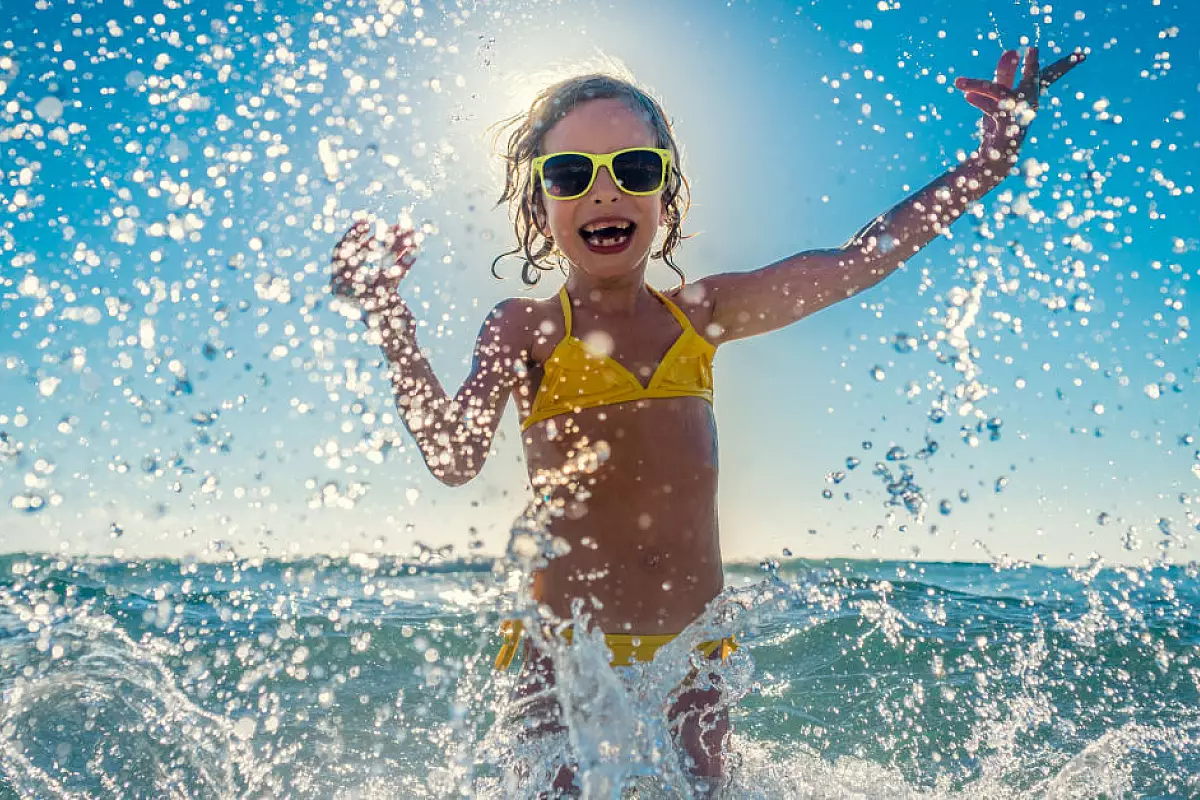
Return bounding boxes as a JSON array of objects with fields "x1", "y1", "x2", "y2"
[{"x1": 546, "y1": 201, "x2": 583, "y2": 239}]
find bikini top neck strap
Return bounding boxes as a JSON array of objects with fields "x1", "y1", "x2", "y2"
[
  {"x1": 557, "y1": 285, "x2": 572, "y2": 338},
  {"x1": 647, "y1": 285, "x2": 694, "y2": 332},
  {"x1": 560, "y1": 284, "x2": 692, "y2": 338}
]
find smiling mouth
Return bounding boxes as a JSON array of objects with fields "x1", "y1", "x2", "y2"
[{"x1": 579, "y1": 222, "x2": 636, "y2": 248}]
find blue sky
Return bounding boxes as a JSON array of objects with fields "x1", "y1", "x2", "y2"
[{"x1": 0, "y1": 0, "x2": 1196, "y2": 565}]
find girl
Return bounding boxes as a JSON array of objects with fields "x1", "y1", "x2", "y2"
[{"x1": 331, "y1": 47, "x2": 1083, "y2": 794}]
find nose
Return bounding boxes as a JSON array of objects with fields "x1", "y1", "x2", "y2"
[{"x1": 590, "y1": 165, "x2": 621, "y2": 202}]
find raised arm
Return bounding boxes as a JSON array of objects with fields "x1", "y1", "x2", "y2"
[
  {"x1": 695, "y1": 47, "x2": 1085, "y2": 344},
  {"x1": 375, "y1": 302, "x2": 527, "y2": 486},
  {"x1": 332, "y1": 222, "x2": 528, "y2": 486}
]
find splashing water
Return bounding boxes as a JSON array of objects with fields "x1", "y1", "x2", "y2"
[
  {"x1": 3, "y1": 555, "x2": 1200, "y2": 797},
  {"x1": 2, "y1": 0, "x2": 1199, "y2": 796}
]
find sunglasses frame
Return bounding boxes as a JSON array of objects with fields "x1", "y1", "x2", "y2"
[{"x1": 532, "y1": 147, "x2": 673, "y2": 201}]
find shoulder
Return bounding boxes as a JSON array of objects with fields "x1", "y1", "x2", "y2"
[
  {"x1": 479, "y1": 293, "x2": 561, "y2": 359},
  {"x1": 660, "y1": 280, "x2": 718, "y2": 344}
]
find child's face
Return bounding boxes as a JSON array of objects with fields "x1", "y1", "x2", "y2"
[{"x1": 538, "y1": 98, "x2": 666, "y2": 281}]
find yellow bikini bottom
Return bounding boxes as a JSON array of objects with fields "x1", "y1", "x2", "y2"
[{"x1": 493, "y1": 619, "x2": 737, "y2": 670}]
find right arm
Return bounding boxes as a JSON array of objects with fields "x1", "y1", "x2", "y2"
[
  {"x1": 368, "y1": 299, "x2": 527, "y2": 486},
  {"x1": 331, "y1": 220, "x2": 529, "y2": 486}
]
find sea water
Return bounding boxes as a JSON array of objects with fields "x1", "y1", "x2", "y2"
[{"x1": 2, "y1": 553, "x2": 1197, "y2": 798}]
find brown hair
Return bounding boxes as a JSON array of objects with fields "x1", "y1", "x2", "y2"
[{"x1": 489, "y1": 73, "x2": 691, "y2": 285}]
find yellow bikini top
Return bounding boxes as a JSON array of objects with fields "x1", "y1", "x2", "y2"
[{"x1": 521, "y1": 285, "x2": 716, "y2": 431}]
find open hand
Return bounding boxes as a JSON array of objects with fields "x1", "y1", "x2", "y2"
[
  {"x1": 330, "y1": 219, "x2": 418, "y2": 315},
  {"x1": 954, "y1": 47, "x2": 1086, "y2": 164}
]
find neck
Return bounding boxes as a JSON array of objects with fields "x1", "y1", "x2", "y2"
[{"x1": 565, "y1": 264, "x2": 652, "y2": 315}]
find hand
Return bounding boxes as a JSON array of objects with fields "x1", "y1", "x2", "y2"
[
  {"x1": 330, "y1": 219, "x2": 418, "y2": 315},
  {"x1": 954, "y1": 47, "x2": 1085, "y2": 165}
]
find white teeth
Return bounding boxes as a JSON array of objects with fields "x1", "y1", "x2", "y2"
[
  {"x1": 592, "y1": 234, "x2": 630, "y2": 248},
  {"x1": 582, "y1": 220, "x2": 632, "y2": 234}
]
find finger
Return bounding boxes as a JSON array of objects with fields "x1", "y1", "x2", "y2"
[
  {"x1": 954, "y1": 77, "x2": 1008, "y2": 98},
  {"x1": 965, "y1": 92, "x2": 1001, "y2": 116},
  {"x1": 1039, "y1": 50, "x2": 1086, "y2": 90},
  {"x1": 1021, "y1": 47, "x2": 1040, "y2": 90},
  {"x1": 335, "y1": 220, "x2": 371, "y2": 250},
  {"x1": 995, "y1": 49, "x2": 1020, "y2": 88},
  {"x1": 344, "y1": 219, "x2": 374, "y2": 239},
  {"x1": 387, "y1": 225, "x2": 418, "y2": 254},
  {"x1": 334, "y1": 223, "x2": 375, "y2": 263},
  {"x1": 333, "y1": 236, "x2": 370, "y2": 269}
]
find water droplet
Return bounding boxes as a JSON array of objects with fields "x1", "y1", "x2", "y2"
[
  {"x1": 892, "y1": 333, "x2": 918, "y2": 354},
  {"x1": 11, "y1": 492, "x2": 47, "y2": 513},
  {"x1": 845, "y1": 457, "x2": 860, "y2": 470},
  {"x1": 233, "y1": 717, "x2": 257, "y2": 741},
  {"x1": 509, "y1": 532, "x2": 540, "y2": 561},
  {"x1": 870, "y1": 365, "x2": 886, "y2": 381},
  {"x1": 994, "y1": 476, "x2": 1008, "y2": 493},
  {"x1": 581, "y1": 330, "x2": 614, "y2": 357},
  {"x1": 915, "y1": 436, "x2": 939, "y2": 459},
  {"x1": 110, "y1": 523, "x2": 124, "y2": 538},
  {"x1": 35, "y1": 96, "x2": 64, "y2": 121},
  {"x1": 885, "y1": 445, "x2": 907, "y2": 461},
  {"x1": 939, "y1": 499, "x2": 952, "y2": 515}
]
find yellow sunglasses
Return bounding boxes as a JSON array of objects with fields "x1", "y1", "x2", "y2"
[{"x1": 532, "y1": 147, "x2": 672, "y2": 201}]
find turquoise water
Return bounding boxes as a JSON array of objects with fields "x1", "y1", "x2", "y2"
[{"x1": 2, "y1": 554, "x2": 1196, "y2": 797}]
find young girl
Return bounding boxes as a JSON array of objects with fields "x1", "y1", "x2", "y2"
[{"x1": 331, "y1": 48, "x2": 1083, "y2": 794}]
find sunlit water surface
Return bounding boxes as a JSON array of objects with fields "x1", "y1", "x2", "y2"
[{"x1": 2, "y1": 555, "x2": 1198, "y2": 797}]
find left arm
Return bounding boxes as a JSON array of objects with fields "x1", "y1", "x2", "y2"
[{"x1": 695, "y1": 47, "x2": 1085, "y2": 344}]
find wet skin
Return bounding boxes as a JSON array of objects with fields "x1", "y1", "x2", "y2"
[
  {"x1": 507, "y1": 277, "x2": 729, "y2": 793},
  {"x1": 516, "y1": 292, "x2": 724, "y2": 633}
]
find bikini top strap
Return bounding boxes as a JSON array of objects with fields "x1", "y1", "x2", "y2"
[
  {"x1": 648, "y1": 285, "x2": 694, "y2": 333},
  {"x1": 558, "y1": 286, "x2": 572, "y2": 338}
]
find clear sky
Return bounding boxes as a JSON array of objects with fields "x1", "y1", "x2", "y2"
[{"x1": 1, "y1": 0, "x2": 1196, "y2": 566}]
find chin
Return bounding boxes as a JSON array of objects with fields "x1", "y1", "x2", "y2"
[{"x1": 568, "y1": 242, "x2": 655, "y2": 279}]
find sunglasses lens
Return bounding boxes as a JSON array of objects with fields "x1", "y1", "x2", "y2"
[
  {"x1": 613, "y1": 149, "x2": 666, "y2": 193},
  {"x1": 541, "y1": 154, "x2": 593, "y2": 198}
]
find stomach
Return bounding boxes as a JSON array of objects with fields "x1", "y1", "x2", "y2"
[{"x1": 520, "y1": 396, "x2": 723, "y2": 633}]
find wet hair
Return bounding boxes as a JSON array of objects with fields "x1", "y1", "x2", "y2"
[{"x1": 489, "y1": 73, "x2": 691, "y2": 286}]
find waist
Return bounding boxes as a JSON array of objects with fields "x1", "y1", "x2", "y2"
[
  {"x1": 493, "y1": 619, "x2": 737, "y2": 670},
  {"x1": 533, "y1": 554, "x2": 724, "y2": 634}
]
